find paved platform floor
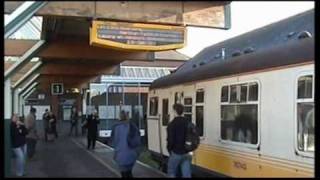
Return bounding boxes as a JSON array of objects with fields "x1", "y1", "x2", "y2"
[{"x1": 9, "y1": 123, "x2": 166, "y2": 178}]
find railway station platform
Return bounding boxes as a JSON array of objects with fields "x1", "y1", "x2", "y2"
[{"x1": 9, "y1": 122, "x2": 166, "y2": 178}]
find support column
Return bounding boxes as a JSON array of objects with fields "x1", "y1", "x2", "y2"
[{"x1": 4, "y1": 79, "x2": 12, "y2": 177}]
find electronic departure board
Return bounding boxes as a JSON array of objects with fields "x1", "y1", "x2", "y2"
[{"x1": 90, "y1": 20, "x2": 186, "y2": 51}]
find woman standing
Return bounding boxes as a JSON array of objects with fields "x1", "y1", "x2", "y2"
[
  {"x1": 10, "y1": 114, "x2": 28, "y2": 177},
  {"x1": 111, "y1": 110, "x2": 141, "y2": 178}
]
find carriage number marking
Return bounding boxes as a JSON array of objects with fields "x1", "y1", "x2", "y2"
[{"x1": 233, "y1": 161, "x2": 247, "y2": 170}]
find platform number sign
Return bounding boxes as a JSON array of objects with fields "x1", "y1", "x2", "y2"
[{"x1": 52, "y1": 83, "x2": 64, "y2": 95}]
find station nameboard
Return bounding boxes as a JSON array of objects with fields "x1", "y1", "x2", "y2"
[{"x1": 90, "y1": 21, "x2": 186, "y2": 51}]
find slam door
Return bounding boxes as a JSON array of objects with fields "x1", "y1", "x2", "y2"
[
  {"x1": 147, "y1": 97, "x2": 161, "y2": 154},
  {"x1": 161, "y1": 98, "x2": 170, "y2": 156}
]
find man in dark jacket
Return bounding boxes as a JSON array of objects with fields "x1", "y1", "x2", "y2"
[
  {"x1": 85, "y1": 110, "x2": 100, "y2": 149},
  {"x1": 69, "y1": 107, "x2": 78, "y2": 136},
  {"x1": 11, "y1": 114, "x2": 28, "y2": 176},
  {"x1": 166, "y1": 104, "x2": 192, "y2": 178}
]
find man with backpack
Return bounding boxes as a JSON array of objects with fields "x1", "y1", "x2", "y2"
[{"x1": 166, "y1": 103, "x2": 200, "y2": 178}]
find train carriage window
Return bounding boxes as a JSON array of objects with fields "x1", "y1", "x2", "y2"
[
  {"x1": 196, "y1": 89, "x2": 205, "y2": 137},
  {"x1": 221, "y1": 86, "x2": 229, "y2": 102},
  {"x1": 149, "y1": 97, "x2": 158, "y2": 116},
  {"x1": 230, "y1": 85, "x2": 238, "y2": 103},
  {"x1": 248, "y1": 83, "x2": 258, "y2": 101},
  {"x1": 297, "y1": 75, "x2": 314, "y2": 153},
  {"x1": 184, "y1": 97, "x2": 193, "y2": 123},
  {"x1": 220, "y1": 82, "x2": 259, "y2": 145},
  {"x1": 240, "y1": 85, "x2": 247, "y2": 102},
  {"x1": 196, "y1": 106, "x2": 204, "y2": 136},
  {"x1": 297, "y1": 75, "x2": 313, "y2": 99},
  {"x1": 162, "y1": 99, "x2": 169, "y2": 126}
]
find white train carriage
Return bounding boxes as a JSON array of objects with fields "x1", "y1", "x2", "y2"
[{"x1": 146, "y1": 10, "x2": 314, "y2": 177}]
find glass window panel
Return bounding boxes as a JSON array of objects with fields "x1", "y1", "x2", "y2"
[
  {"x1": 196, "y1": 90, "x2": 204, "y2": 103},
  {"x1": 184, "y1": 98, "x2": 192, "y2": 105},
  {"x1": 221, "y1": 86, "x2": 229, "y2": 102},
  {"x1": 220, "y1": 105, "x2": 258, "y2": 144},
  {"x1": 248, "y1": 83, "x2": 258, "y2": 101},
  {"x1": 240, "y1": 85, "x2": 247, "y2": 102},
  {"x1": 298, "y1": 75, "x2": 313, "y2": 99},
  {"x1": 196, "y1": 106, "x2": 204, "y2": 136},
  {"x1": 184, "y1": 106, "x2": 192, "y2": 113},
  {"x1": 297, "y1": 102, "x2": 314, "y2": 152},
  {"x1": 230, "y1": 85, "x2": 238, "y2": 103},
  {"x1": 162, "y1": 99, "x2": 169, "y2": 126},
  {"x1": 149, "y1": 97, "x2": 158, "y2": 116}
]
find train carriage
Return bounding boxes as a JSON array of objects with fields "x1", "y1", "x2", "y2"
[{"x1": 146, "y1": 9, "x2": 314, "y2": 177}]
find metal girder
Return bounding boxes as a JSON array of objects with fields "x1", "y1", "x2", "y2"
[
  {"x1": 12, "y1": 61, "x2": 43, "y2": 89},
  {"x1": 18, "y1": 73, "x2": 40, "y2": 95},
  {"x1": 5, "y1": 40, "x2": 45, "y2": 80},
  {"x1": 21, "y1": 82, "x2": 38, "y2": 98},
  {"x1": 5, "y1": 1, "x2": 48, "y2": 39},
  {"x1": 23, "y1": 85, "x2": 38, "y2": 99}
]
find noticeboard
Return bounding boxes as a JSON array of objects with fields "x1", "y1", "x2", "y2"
[{"x1": 90, "y1": 20, "x2": 186, "y2": 51}]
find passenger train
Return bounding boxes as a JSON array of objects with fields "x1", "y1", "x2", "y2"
[{"x1": 146, "y1": 9, "x2": 314, "y2": 177}]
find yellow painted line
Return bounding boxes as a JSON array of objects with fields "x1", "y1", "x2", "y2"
[{"x1": 71, "y1": 138, "x2": 121, "y2": 177}]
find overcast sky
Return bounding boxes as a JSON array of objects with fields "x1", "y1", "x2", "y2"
[{"x1": 177, "y1": 1, "x2": 314, "y2": 57}]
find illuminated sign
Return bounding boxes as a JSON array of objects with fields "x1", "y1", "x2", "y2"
[
  {"x1": 51, "y1": 83, "x2": 64, "y2": 95},
  {"x1": 90, "y1": 21, "x2": 186, "y2": 51}
]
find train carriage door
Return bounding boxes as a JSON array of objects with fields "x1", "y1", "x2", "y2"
[
  {"x1": 160, "y1": 98, "x2": 170, "y2": 156},
  {"x1": 147, "y1": 96, "x2": 161, "y2": 154}
]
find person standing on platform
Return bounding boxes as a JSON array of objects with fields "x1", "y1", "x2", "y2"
[
  {"x1": 85, "y1": 110, "x2": 100, "y2": 149},
  {"x1": 42, "y1": 109, "x2": 50, "y2": 142},
  {"x1": 25, "y1": 107, "x2": 38, "y2": 159},
  {"x1": 11, "y1": 114, "x2": 28, "y2": 177},
  {"x1": 167, "y1": 104, "x2": 194, "y2": 178},
  {"x1": 69, "y1": 107, "x2": 79, "y2": 136},
  {"x1": 48, "y1": 111, "x2": 58, "y2": 139},
  {"x1": 111, "y1": 110, "x2": 141, "y2": 178}
]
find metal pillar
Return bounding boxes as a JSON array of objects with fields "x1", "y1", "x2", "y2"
[
  {"x1": 5, "y1": 1, "x2": 48, "y2": 38},
  {"x1": 4, "y1": 79, "x2": 12, "y2": 177},
  {"x1": 138, "y1": 82, "x2": 141, "y2": 130}
]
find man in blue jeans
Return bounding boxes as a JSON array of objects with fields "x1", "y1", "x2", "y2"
[{"x1": 166, "y1": 104, "x2": 192, "y2": 178}]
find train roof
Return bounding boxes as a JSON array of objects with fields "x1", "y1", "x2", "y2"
[{"x1": 150, "y1": 9, "x2": 314, "y2": 89}]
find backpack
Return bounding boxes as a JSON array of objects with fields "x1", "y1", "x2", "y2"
[
  {"x1": 127, "y1": 122, "x2": 142, "y2": 149},
  {"x1": 184, "y1": 121, "x2": 200, "y2": 152}
]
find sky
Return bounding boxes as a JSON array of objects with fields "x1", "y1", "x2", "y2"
[{"x1": 177, "y1": 1, "x2": 315, "y2": 57}]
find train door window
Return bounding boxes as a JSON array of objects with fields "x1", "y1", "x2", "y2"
[
  {"x1": 175, "y1": 92, "x2": 183, "y2": 104},
  {"x1": 296, "y1": 75, "x2": 314, "y2": 153},
  {"x1": 149, "y1": 97, "x2": 158, "y2": 116},
  {"x1": 220, "y1": 82, "x2": 259, "y2": 145},
  {"x1": 196, "y1": 89, "x2": 204, "y2": 103},
  {"x1": 184, "y1": 97, "x2": 192, "y2": 122},
  {"x1": 196, "y1": 89, "x2": 204, "y2": 137},
  {"x1": 162, "y1": 99, "x2": 169, "y2": 126}
]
